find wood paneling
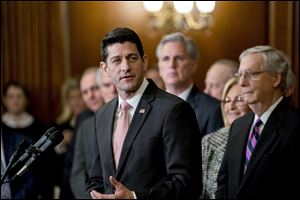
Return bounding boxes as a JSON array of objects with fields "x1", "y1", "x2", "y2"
[
  {"x1": 67, "y1": 1, "x2": 268, "y2": 90},
  {"x1": 268, "y1": 1, "x2": 299, "y2": 106},
  {"x1": 1, "y1": 1, "x2": 298, "y2": 126},
  {"x1": 1, "y1": 1, "x2": 66, "y2": 126}
]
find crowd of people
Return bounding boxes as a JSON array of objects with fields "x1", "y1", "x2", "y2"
[{"x1": 1, "y1": 27, "x2": 298, "y2": 199}]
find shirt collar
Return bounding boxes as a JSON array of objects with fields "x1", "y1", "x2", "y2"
[
  {"x1": 173, "y1": 83, "x2": 194, "y2": 101},
  {"x1": 254, "y1": 96, "x2": 283, "y2": 125},
  {"x1": 2, "y1": 112, "x2": 34, "y2": 128},
  {"x1": 117, "y1": 78, "x2": 149, "y2": 111}
]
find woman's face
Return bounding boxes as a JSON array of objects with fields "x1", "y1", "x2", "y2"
[
  {"x1": 3, "y1": 85, "x2": 28, "y2": 115},
  {"x1": 223, "y1": 84, "x2": 251, "y2": 125}
]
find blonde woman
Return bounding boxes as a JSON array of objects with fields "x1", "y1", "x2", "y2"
[
  {"x1": 52, "y1": 77, "x2": 86, "y2": 198},
  {"x1": 201, "y1": 78, "x2": 251, "y2": 199}
]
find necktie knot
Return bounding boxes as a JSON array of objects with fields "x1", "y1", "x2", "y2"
[
  {"x1": 254, "y1": 118, "x2": 263, "y2": 128},
  {"x1": 121, "y1": 101, "x2": 132, "y2": 111}
]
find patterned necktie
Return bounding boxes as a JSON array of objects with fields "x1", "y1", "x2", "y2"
[
  {"x1": 244, "y1": 118, "x2": 263, "y2": 174},
  {"x1": 113, "y1": 101, "x2": 132, "y2": 168}
]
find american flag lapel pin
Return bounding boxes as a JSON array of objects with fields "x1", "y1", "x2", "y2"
[{"x1": 139, "y1": 108, "x2": 145, "y2": 114}]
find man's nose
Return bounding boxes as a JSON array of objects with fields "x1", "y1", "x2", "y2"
[{"x1": 120, "y1": 59, "x2": 130, "y2": 71}]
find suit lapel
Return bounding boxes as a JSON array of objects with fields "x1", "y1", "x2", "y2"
[
  {"x1": 101, "y1": 98, "x2": 118, "y2": 174},
  {"x1": 231, "y1": 113, "x2": 254, "y2": 186},
  {"x1": 186, "y1": 85, "x2": 199, "y2": 109},
  {"x1": 240, "y1": 100, "x2": 286, "y2": 188},
  {"x1": 115, "y1": 81, "x2": 156, "y2": 175}
]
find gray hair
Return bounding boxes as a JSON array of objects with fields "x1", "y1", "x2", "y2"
[
  {"x1": 239, "y1": 45, "x2": 289, "y2": 91},
  {"x1": 156, "y1": 32, "x2": 199, "y2": 60},
  {"x1": 286, "y1": 67, "x2": 296, "y2": 89}
]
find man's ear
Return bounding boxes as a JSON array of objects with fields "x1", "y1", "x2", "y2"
[
  {"x1": 272, "y1": 72, "x2": 282, "y2": 88},
  {"x1": 100, "y1": 61, "x2": 109, "y2": 76},
  {"x1": 142, "y1": 55, "x2": 149, "y2": 72}
]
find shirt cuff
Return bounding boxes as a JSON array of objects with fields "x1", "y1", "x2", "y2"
[{"x1": 132, "y1": 191, "x2": 137, "y2": 199}]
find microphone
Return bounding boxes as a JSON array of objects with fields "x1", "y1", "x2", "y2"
[
  {"x1": 9, "y1": 127, "x2": 57, "y2": 174},
  {"x1": 10, "y1": 127, "x2": 56, "y2": 178},
  {"x1": 1, "y1": 139, "x2": 27, "y2": 184},
  {"x1": 33, "y1": 127, "x2": 57, "y2": 149},
  {"x1": 38, "y1": 130, "x2": 64, "y2": 153},
  {"x1": 11, "y1": 130, "x2": 64, "y2": 180}
]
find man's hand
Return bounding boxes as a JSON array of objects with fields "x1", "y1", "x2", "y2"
[{"x1": 90, "y1": 176, "x2": 135, "y2": 199}]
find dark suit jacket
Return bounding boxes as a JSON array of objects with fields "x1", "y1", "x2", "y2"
[
  {"x1": 187, "y1": 85, "x2": 224, "y2": 137},
  {"x1": 70, "y1": 117, "x2": 94, "y2": 199},
  {"x1": 62, "y1": 109, "x2": 94, "y2": 199},
  {"x1": 87, "y1": 80, "x2": 202, "y2": 199},
  {"x1": 216, "y1": 99, "x2": 299, "y2": 199}
]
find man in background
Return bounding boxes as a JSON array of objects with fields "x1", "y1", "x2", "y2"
[
  {"x1": 204, "y1": 59, "x2": 239, "y2": 100},
  {"x1": 70, "y1": 68, "x2": 117, "y2": 199},
  {"x1": 145, "y1": 65, "x2": 165, "y2": 90},
  {"x1": 216, "y1": 46, "x2": 299, "y2": 199},
  {"x1": 62, "y1": 67, "x2": 104, "y2": 199},
  {"x1": 157, "y1": 32, "x2": 223, "y2": 136}
]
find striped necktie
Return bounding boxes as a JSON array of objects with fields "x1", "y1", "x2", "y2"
[{"x1": 244, "y1": 118, "x2": 263, "y2": 174}]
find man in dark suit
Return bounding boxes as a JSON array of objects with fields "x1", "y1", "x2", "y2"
[
  {"x1": 216, "y1": 45, "x2": 299, "y2": 199},
  {"x1": 156, "y1": 32, "x2": 223, "y2": 137},
  {"x1": 70, "y1": 68, "x2": 117, "y2": 199},
  {"x1": 62, "y1": 67, "x2": 103, "y2": 199},
  {"x1": 87, "y1": 27, "x2": 202, "y2": 199}
]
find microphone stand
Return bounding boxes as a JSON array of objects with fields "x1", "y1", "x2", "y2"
[{"x1": 1, "y1": 139, "x2": 27, "y2": 185}]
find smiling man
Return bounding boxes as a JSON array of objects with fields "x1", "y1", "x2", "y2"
[{"x1": 87, "y1": 27, "x2": 202, "y2": 199}]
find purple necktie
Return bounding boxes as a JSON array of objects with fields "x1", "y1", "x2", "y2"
[
  {"x1": 113, "y1": 101, "x2": 132, "y2": 168},
  {"x1": 244, "y1": 118, "x2": 263, "y2": 174}
]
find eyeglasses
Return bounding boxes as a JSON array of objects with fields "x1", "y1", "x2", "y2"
[
  {"x1": 234, "y1": 70, "x2": 268, "y2": 81},
  {"x1": 223, "y1": 95, "x2": 245, "y2": 106}
]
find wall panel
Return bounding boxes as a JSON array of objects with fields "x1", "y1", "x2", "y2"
[
  {"x1": 67, "y1": 1, "x2": 268, "y2": 90},
  {"x1": 1, "y1": 1, "x2": 298, "y2": 126},
  {"x1": 1, "y1": 1, "x2": 66, "y2": 126}
]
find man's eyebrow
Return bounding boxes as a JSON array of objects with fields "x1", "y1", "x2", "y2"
[{"x1": 110, "y1": 55, "x2": 121, "y2": 60}]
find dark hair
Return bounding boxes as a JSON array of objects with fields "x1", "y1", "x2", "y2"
[
  {"x1": 3, "y1": 80, "x2": 29, "y2": 98},
  {"x1": 101, "y1": 27, "x2": 144, "y2": 62}
]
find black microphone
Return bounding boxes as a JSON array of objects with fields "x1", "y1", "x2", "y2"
[
  {"x1": 33, "y1": 127, "x2": 57, "y2": 149},
  {"x1": 38, "y1": 130, "x2": 64, "y2": 153},
  {"x1": 9, "y1": 127, "x2": 57, "y2": 173},
  {"x1": 11, "y1": 130, "x2": 64, "y2": 180},
  {"x1": 1, "y1": 139, "x2": 27, "y2": 184}
]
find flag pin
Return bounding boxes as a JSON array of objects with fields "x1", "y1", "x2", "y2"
[{"x1": 139, "y1": 109, "x2": 145, "y2": 113}]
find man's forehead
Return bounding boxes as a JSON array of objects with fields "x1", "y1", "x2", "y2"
[
  {"x1": 107, "y1": 42, "x2": 138, "y2": 53},
  {"x1": 241, "y1": 53, "x2": 264, "y2": 65}
]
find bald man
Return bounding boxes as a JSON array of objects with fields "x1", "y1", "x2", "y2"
[{"x1": 204, "y1": 59, "x2": 239, "y2": 100}]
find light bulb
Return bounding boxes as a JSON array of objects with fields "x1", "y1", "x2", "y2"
[
  {"x1": 143, "y1": 1, "x2": 163, "y2": 13},
  {"x1": 173, "y1": 1, "x2": 194, "y2": 14},
  {"x1": 196, "y1": 1, "x2": 215, "y2": 13}
]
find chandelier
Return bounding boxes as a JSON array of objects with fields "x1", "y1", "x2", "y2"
[{"x1": 143, "y1": 1, "x2": 216, "y2": 33}]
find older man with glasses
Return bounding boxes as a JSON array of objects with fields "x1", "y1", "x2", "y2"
[{"x1": 216, "y1": 45, "x2": 299, "y2": 199}]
